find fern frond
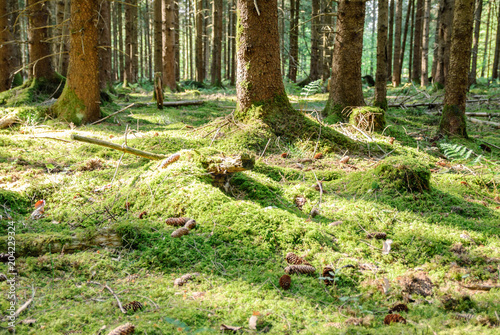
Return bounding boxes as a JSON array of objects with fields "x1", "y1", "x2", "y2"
[{"x1": 439, "y1": 142, "x2": 477, "y2": 161}]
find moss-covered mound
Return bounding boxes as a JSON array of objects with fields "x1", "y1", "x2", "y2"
[
  {"x1": 0, "y1": 188, "x2": 30, "y2": 214},
  {"x1": 349, "y1": 106, "x2": 386, "y2": 131},
  {"x1": 0, "y1": 76, "x2": 64, "y2": 106}
]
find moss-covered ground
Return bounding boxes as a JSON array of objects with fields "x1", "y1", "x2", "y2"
[{"x1": 0, "y1": 81, "x2": 499, "y2": 334}]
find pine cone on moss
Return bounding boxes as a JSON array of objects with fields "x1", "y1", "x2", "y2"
[
  {"x1": 285, "y1": 252, "x2": 311, "y2": 265},
  {"x1": 279, "y1": 274, "x2": 291, "y2": 290},
  {"x1": 107, "y1": 323, "x2": 135, "y2": 335},
  {"x1": 383, "y1": 314, "x2": 406, "y2": 325},
  {"x1": 123, "y1": 301, "x2": 143, "y2": 312},
  {"x1": 367, "y1": 232, "x2": 387, "y2": 239},
  {"x1": 322, "y1": 266, "x2": 335, "y2": 286},
  {"x1": 166, "y1": 217, "x2": 189, "y2": 226},
  {"x1": 174, "y1": 272, "x2": 200, "y2": 286},
  {"x1": 159, "y1": 153, "x2": 180, "y2": 168},
  {"x1": 294, "y1": 196, "x2": 306, "y2": 210},
  {"x1": 284, "y1": 265, "x2": 316, "y2": 275},
  {"x1": 184, "y1": 219, "x2": 196, "y2": 230},
  {"x1": 171, "y1": 227, "x2": 189, "y2": 238},
  {"x1": 389, "y1": 303, "x2": 408, "y2": 313}
]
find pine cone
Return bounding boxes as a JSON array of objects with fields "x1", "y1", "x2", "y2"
[
  {"x1": 166, "y1": 217, "x2": 189, "y2": 226},
  {"x1": 159, "y1": 153, "x2": 180, "y2": 168},
  {"x1": 123, "y1": 301, "x2": 143, "y2": 312},
  {"x1": 171, "y1": 227, "x2": 189, "y2": 238},
  {"x1": 284, "y1": 265, "x2": 316, "y2": 275},
  {"x1": 322, "y1": 266, "x2": 335, "y2": 286},
  {"x1": 285, "y1": 252, "x2": 310, "y2": 265},
  {"x1": 281, "y1": 152, "x2": 288, "y2": 158},
  {"x1": 294, "y1": 196, "x2": 306, "y2": 210},
  {"x1": 174, "y1": 272, "x2": 200, "y2": 286},
  {"x1": 383, "y1": 314, "x2": 406, "y2": 325},
  {"x1": 366, "y1": 232, "x2": 387, "y2": 239},
  {"x1": 310, "y1": 208, "x2": 320, "y2": 217},
  {"x1": 314, "y1": 153, "x2": 323, "y2": 159},
  {"x1": 279, "y1": 274, "x2": 291, "y2": 290},
  {"x1": 389, "y1": 303, "x2": 408, "y2": 314},
  {"x1": 107, "y1": 323, "x2": 135, "y2": 335},
  {"x1": 184, "y1": 219, "x2": 196, "y2": 230}
]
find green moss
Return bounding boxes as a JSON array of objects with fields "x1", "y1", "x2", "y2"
[
  {"x1": 349, "y1": 106, "x2": 386, "y2": 131},
  {"x1": 374, "y1": 156, "x2": 431, "y2": 192},
  {"x1": 0, "y1": 188, "x2": 30, "y2": 214},
  {"x1": 51, "y1": 85, "x2": 87, "y2": 125}
]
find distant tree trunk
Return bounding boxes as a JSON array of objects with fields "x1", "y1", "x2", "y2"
[
  {"x1": 53, "y1": 0, "x2": 100, "y2": 125},
  {"x1": 163, "y1": 0, "x2": 176, "y2": 90},
  {"x1": 195, "y1": 0, "x2": 204, "y2": 81},
  {"x1": 174, "y1": 0, "x2": 180, "y2": 81},
  {"x1": 0, "y1": 0, "x2": 12, "y2": 91},
  {"x1": 203, "y1": 0, "x2": 210, "y2": 81},
  {"x1": 412, "y1": 0, "x2": 424, "y2": 84},
  {"x1": 440, "y1": 0, "x2": 474, "y2": 137},
  {"x1": 370, "y1": 1, "x2": 376, "y2": 75},
  {"x1": 387, "y1": 0, "x2": 394, "y2": 80},
  {"x1": 118, "y1": 1, "x2": 124, "y2": 81},
  {"x1": 435, "y1": 0, "x2": 454, "y2": 86},
  {"x1": 99, "y1": 0, "x2": 112, "y2": 90},
  {"x1": 310, "y1": 0, "x2": 321, "y2": 81},
  {"x1": 27, "y1": 0, "x2": 55, "y2": 80},
  {"x1": 392, "y1": 0, "x2": 403, "y2": 86},
  {"x1": 145, "y1": 0, "x2": 152, "y2": 81},
  {"x1": 322, "y1": 0, "x2": 334, "y2": 81},
  {"x1": 211, "y1": 0, "x2": 222, "y2": 86},
  {"x1": 399, "y1": 0, "x2": 413, "y2": 83},
  {"x1": 481, "y1": 1, "x2": 491, "y2": 78},
  {"x1": 431, "y1": 4, "x2": 440, "y2": 80},
  {"x1": 468, "y1": 0, "x2": 482, "y2": 86},
  {"x1": 420, "y1": 0, "x2": 430, "y2": 86},
  {"x1": 230, "y1": 0, "x2": 236, "y2": 85},
  {"x1": 188, "y1": 0, "x2": 194, "y2": 79},
  {"x1": 124, "y1": 0, "x2": 138, "y2": 85},
  {"x1": 408, "y1": 0, "x2": 415, "y2": 81},
  {"x1": 288, "y1": 0, "x2": 300, "y2": 82},
  {"x1": 375, "y1": 0, "x2": 388, "y2": 111},
  {"x1": 324, "y1": 0, "x2": 366, "y2": 118},
  {"x1": 492, "y1": 4, "x2": 500, "y2": 79}
]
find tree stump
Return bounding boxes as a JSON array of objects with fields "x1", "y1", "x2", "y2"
[{"x1": 349, "y1": 106, "x2": 386, "y2": 132}]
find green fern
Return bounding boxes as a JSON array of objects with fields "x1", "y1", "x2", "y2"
[
  {"x1": 300, "y1": 79, "x2": 323, "y2": 98},
  {"x1": 439, "y1": 143, "x2": 481, "y2": 162}
]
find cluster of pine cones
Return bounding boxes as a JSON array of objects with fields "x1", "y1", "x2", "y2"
[
  {"x1": 279, "y1": 252, "x2": 316, "y2": 290},
  {"x1": 167, "y1": 217, "x2": 197, "y2": 238}
]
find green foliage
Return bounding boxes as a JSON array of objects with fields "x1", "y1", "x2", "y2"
[
  {"x1": 439, "y1": 142, "x2": 482, "y2": 163},
  {"x1": 300, "y1": 79, "x2": 323, "y2": 98}
]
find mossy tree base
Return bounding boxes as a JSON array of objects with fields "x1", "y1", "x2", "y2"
[
  {"x1": 349, "y1": 106, "x2": 386, "y2": 132},
  {"x1": 439, "y1": 104, "x2": 468, "y2": 138},
  {"x1": 0, "y1": 76, "x2": 65, "y2": 106},
  {"x1": 51, "y1": 85, "x2": 88, "y2": 125}
]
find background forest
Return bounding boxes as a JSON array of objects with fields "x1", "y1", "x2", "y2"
[{"x1": 0, "y1": 0, "x2": 500, "y2": 335}]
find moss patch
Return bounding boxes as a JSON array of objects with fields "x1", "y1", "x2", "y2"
[
  {"x1": 51, "y1": 85, "x2": 87, "y2": 125},
  {"x1": 349, "y1": 106, "x2": 386, "y2": 131}
]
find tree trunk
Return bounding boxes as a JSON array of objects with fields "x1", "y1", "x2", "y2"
[
  {"x1": 0, "y1": 0, "x2": 12, "y2": 91},
  {"x1": 408, "y1": 0, "x2": 415, "y2": 82},
  {"x1": 154, "y1": 0, "x2": 162, "y2": 74},
  {"x1": 310, "y1": 0, "x2": 322, "y2": 81},
  {"x1": 468, "y1": 0, "x2": 482, "y2": 86},
  {"x1": 420, "y1": 0, "x2": 430, "y2": 86},
  {"x1": 387, "y1": 0, "x2": 394, "y2": 80},
  {"x1": 321, "y1": 0, "x2": 335, "y2": 81},
  {"x1": 174, "y1": 1, "x2": 180, "y2": 81},
  {"x1": 392, "y1": 0, "x2": 403, "y2": 86},
  {"x1": 370, "y1": 1, "x2": 376, "y2": 75},
  {"x1": 195, "y1": 0, "x2": 204, "y2": 82},
  {"x1": 492, "y1": 3, "x2": 500, "y2": 79},
  {"x1": 53, "y1": 0, "x2": 100, "y2": 125},
  {"x1": 324, "y1": 0, "x2": 366, "y2": 118},
  {"x1": 7, "y1": 0, "x2": 22, "y2": 85},
  {"x1": 399, "y1": 0, "x2": 413, "y2": 84},
  {"x1": 435, "y1": 0, "x2": 454, "y2": 86},
  {"x1": 230, "y1": 0, "x2": 236, "y2": 85},
  {"x1": 288, "y1": 0, "x2": 300, "y2": 82},
  {"x1": 412, "y1": 0, "x2": 424, "y2": 84},
  {"x1": 145, "y1": 0, "x2": 152, "y2": 81},
  {"x1": 439, "y1": 0, "x2": 474, "y2": 137},
  {"x1": 375, "y1": 0, "x2": 388, "y2": 111},
  {"x1": 203, "y1": 0, "x2": 210, "y2": 81},
  {"x1": 118, "y1": 1, "x2": 124, "y2": 82},
  {"x1": 163, "y1": 0, "x2": 176, "y2": 90},
  {"x1": 124, "y1": 0, "x2": 138, "y2": 85},
  {"x1": 481, "y1": 1, "x2": 491, "y2": 78},
  {"x1": 431, "y1": 2, "x2": 440, "y2": 80},
  {"x1": 99, "y1": 0, "x2": 112, "y2": 90},
  {"x1": 211, "y1": 0, "x2": 222, "y2": 86},
  {"x1": 27, "y1": 0, "x2": 55, "y2": 80},
  {"x1": 112, "y1": 1, "x2": 118, "y2": 81}
]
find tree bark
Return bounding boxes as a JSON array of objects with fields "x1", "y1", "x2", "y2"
[
  {"x1": 99, "y1": 0, "x2": 112, "y2": 90},
  {"x1": 118, "y1": 1, "x2": 124, "y2": 81},
  {"x1": 310, "y1": 0, "x2": 322, "y2": 81},
  {"x1": 468, "y1": 0, "x2": 482, "y2": 86},
  {"x1": 439, "y1": 0, "x2": 474, "y2": 137},
  {"x1": 124, "y1": 0, "x2": 138, "y2": 85},
  {"x1": 163, "y1": 0, "x2": 176, "y2": 90},
  {"x1": 7, "y1": 0, "x2": 22, "y2": 84},
  {"x1": 399, "y1": 0, "x2": 413, "y2": 84},
  {"x1": 387, "y1": 0, "x2": 394, "y2": 80},
  {"x1": 195, "y1": 0, "x2": 204, "y2": 81},
  {"x1": 412, "y1": 0, "x2": 424, "y2": 84},
  {"x1": 324, "y1": 0, "x2": 366, "y2": 118},
  {"x1": 481, "y1": 1, "x2": 491, "y2": 78},
  {"x1": 375, "y1": 0, "x2": 388, "y2": 111},
  {"x1": 0, "y1": 0, "x2": 12, "y2": 91},
  {"x1": 288, "y1": 0, "x2": 300, "y2": 82},
  {"x1": 27, "y1": 0, "x2": 55, "y2": 80},
  {"x1": 492, "y1": 2, "x2": 500, "y2": 79},
  {"x1": 420, "y1": 0, "x2": 430, "y2": 86},
  {"x1": 53, "y1": 0, "x2": 100, "y2": 125},
  {"x1": 321, "y1": 0, "x2": 334, "y2": 81},
  {"x1": 174, "y1": 0, "x2": 180, "y2": 81},
  {"x1": 230, "y1": 0, "x2": 236, "y2": 85},
  {"x1": 435, "y1": 0, "x2": 454, "y2": 86},
  {"x1": 408, "y1": 0, "x2": 415, "y2": 81},
  {"x1": 211, "y1": 0, "x2": 222, "y2": 86},
  {"x1": 392, "y1": 0, "x2": 403, "y2": 86}
]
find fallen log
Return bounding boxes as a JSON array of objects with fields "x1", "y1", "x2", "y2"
[
  {"x1": 468, "y1": 117, "x2": 500, "y2": 129},
  {"x1": 388, "y1": 99, "x2": 500, "y2": 108},
  {"x1": 90, "y1": 103, "x2": 136, "y2": 125}
]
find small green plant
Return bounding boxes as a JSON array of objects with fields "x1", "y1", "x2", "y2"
[
  {"x1": 300, "y1": 79, "x2": 323, "y2": 98},
  {"x1": 439, "y1": 142, "x2": 482, "y2": 163}
]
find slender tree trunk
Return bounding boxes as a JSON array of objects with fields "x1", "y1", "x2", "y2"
[
  {"x1": 492, "y1": 3, "x2": 500, "y2": 79},
  {"x1": 118, "y1": 1, "x2": 124, "y2": 82},
  {"x1": 440, "y1": 0, "x2": 474, "y2": 137},
  {"x1": 420, "y1": 0, "x2": 430, "y2": 86},
  {"x1": 431, "y1": 2, "x2": 440, "y2": 80},
  {"x1": 288, "y1": 0, "x2": 300, "y2": 82},
  {"x1": 412, "y1": 0, "x2": 424, "y2": 84},
  {"x1": 325, "y1": 0, "x2": 366, "y2": 118},
  {"x1": 409, "y1": 0, "x2": 415, "y2": 82},
  {"x1": 392, "y1": 0, "x2": 403, "y2": 86},
  {"x1": 375, "y1": 0, "x2": 388, "y2": 110},
  {"x1": 154, "y1": 0, "x2": 162, "y2": 74},
  {"x1": 399, "y1": 0, "x2": 413, "y2": 83},
  {"x1": 435, "y1": 0, "x2": 454, "y2": 86},
  {"x1": 124, "y1": 0, "x2": 138, "y2": 85},
  {"x1": 188, "y1": 0, "x2": 194, "y2": 79},
  {"x1": 468, "y1": 0, "x2": 482, "y2": 85},
  {"x1": 322, "y1": 0, "x2": 334, "y2": 81},
  {"x1": 145, "y1": 0, "x2": 152, "y2": 81},
  {"x1": 310, "y1": 0, "x2": 322, "y2": 80},
  {"x1": 0, "y1": 0, "x2": 12, "y2": 91},
  {"x1": 7, "y1": 0, "x2": 22, "y2": 84},
  {"x1": 112, "y1": 1, "x2": 118, "y2": 81},
  {"x1": 27, "y1": 0, "x2": 55, "y2": 80},
  {"x1": 387, "y1": 0, "x2": 394, "y2": 80},
  {"x1": 163, "y1": 0, "x2": 176, "y2": 90},
  {"x1": 370, "y1": 1, "x2": 376, "y2": 75},
  {"x1": 99, "y1": 0, "x2": 112, "y2": 90},
  {"x1": 195, "y1": 0, "x2": 204, "y2": 81},
  {"x1": 53, "y1": 0, "x2": 100, "y2": 124},
  {"x1": 203, "y1": 0, "x2": 210, "y2": 81},
  {"x1": 481, "y1": 1, "x2": 491, "y2": 78},
  {"x1": 174, "y1": 0, "x2": 180, "y2": 81},
  {"x1": 211, "y1": 0, "x2": 222, "y2": 86},
  {"x1": 230, "y1": 0, "x2": 236, "y2": 85}
]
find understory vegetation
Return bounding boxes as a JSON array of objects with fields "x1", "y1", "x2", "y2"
[{"x1": 0, "y1": 81, "x2": 499, "y2": 334}]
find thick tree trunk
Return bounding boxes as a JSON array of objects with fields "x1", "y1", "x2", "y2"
[
  {"x1": 27, "y1": 0, "x2": 55, "y2": 80},
  {"x1": 412, "y1": 0, "x2": 424, "y2": 84},
  {"x1": 375, "y1": 0, "x2": 388, "y2": 111},
  {"x1": 435, "y1": 0, "x2": 454, "y2": 86},
  {"x1": 324, "y1": 0, "x2": 366, "y2": 118},
  {"x1": 468, "y1": 0, "x2": 482, "y2": 86},
  {"x1": 420, "y1": 0, "x2": 430, "y2": 86},
  {"x1": 310, "y1": 0, "x2": 322, "y2": 81},
  {"x1": 211, "y1": 0, "x2": 222, "y2": 86},
  {"x1": 392, "y1": 0, "x2": 403, "y2": 86},
  {"x1": 99, "y1": 0, "x2": 112, "y2": 90},
  {"x1": 195, "y1": 0, "x2": 204, "y2": 82},
  {"x1": 163, "y1": 0, "x2": 176, "y2": 90},
  {"x1": 492, "y1": 4, "x2": 500, "y2": 79},
  {"x1": 53, "y1": 0, "x2": 100, "y2": 125},
  {"x1": 439, "y1": 0, "x2": 474, "y2": 137},
  {"x1": 387, "y1": 0, "x2": 394, "y2": 80},
  {"x1": 0, "y1": 1, "x2": 12, "y2": 91},
  {"x1": 288, "y1": 0, "x2": 300, "y2": 82}
]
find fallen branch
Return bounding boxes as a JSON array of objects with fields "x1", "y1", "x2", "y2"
[
  {"x1": 459, "y1": 283, "x2": 500, "y2": 291},
  {"x1": 71, "y1": 134, "x2": 168, "y2": 160},
  {"x1": 117, "y1": 100, "x2": 204, "y2": 108},
  {"x1": 29, "y1": 136, "x2": 72, "y2": 143},
  {"x1": 88, "y1": 281, "x2": 127, "y2": 314},
  {"x1": 468, "y1": 117, "x2": 500, "y2": 129},
  {"x1": 90, "y1": 103, "x2": 135, "y2": 125},
  {"x1": 388, "y1": 99, "x2": 500, "y2": 109}
]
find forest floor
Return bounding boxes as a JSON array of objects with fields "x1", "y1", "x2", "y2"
[{"x1": 0, "y1": 81, "x2": 499, "y2": 334}]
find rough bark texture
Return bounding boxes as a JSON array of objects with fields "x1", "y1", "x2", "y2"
[
  {"x1": 174, "y1": 1, "x2": 180, "y2": 81},
  {"x1": 0, "y1": 1, "x2": 12, "y2": 91},
  {"x1": 324, "y1": 0, "x2": 366, "y2": 118},
  {"x1": 99, "y1": 0, "x2": 112, "y2": 89},
  {"x1": 117, "y1": 1, "x2": 124, "y2": 81},
  {"x1": 27, "y1": 0, "x2": 54, "y2": 80},
  {"x1": 392, "y1": 0, "x2": 403, "y2": 86},
  {"x1": 321, "y1": 0, "x2": 334, "y2": 81},
  {"x1": 481, "y1": 1, "x2": 491, "y2": 77},
  {"x1": 124, "y1": 0, "x2": 138, "y2": 84},
  {"x1": 492, "y1": 3, "x2": 500, "y2": 79},
  {"x1": 230, "y1": 0, "x2": 236, "y2": 85},
  {"x1": 439, "y1": 0, "x2": 474, "y2": 137},
  {"x1": 375, "y1": 0, "x2": 388, "y2": 111},
  {"x1": 163, "y1": 0, "x2": 176, "y2": 90},
  {"x1": 288, "y1": 0, "x2": 300, "y2": 82},
  {"x1": 399, "y1": 0, "x2": 413, "y2": 83},
  {"x1": 195, "y1": 0, "x2": 204, "y2": 81},
  {"x1": 420, "y1": 0, "x2": 430, "y2": 86},
  {"x1": 7, "y1": 0, "x2": 22, "y2": 84},
  {"x1": 387, "y1": 0, "x2": 394, "y2": 80},
  {"x1": 435, "y1": 0, "x2": 454, "y2": 86},
  {"x1": 154, "y1": 0, "x2": 162, "y2": 73},
  {"x1": 468, "y1": 0, "x2": 482, "y2": 86},
  {"x1": 53, "y1": 0, "x2": 100, "y2": 125},
  {"x1": 211, "y1": 0, "x2": 222, "y2": 86},
  {"x1": 412, "y1": 0, "x2": 424, "y2": 84},
  {"x1": 310, "y1": 0, "x2": 322, "y2": 81}
]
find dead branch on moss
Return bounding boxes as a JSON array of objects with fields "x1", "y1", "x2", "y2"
[
  {"x1": 91, "y1": 103, "x2": 136, "y2": 125},
  {"x1": 117, "y1": 100, "x2": 204, "y2": 108},
  {"x1": 468, "y1": 117, "x2": 500, "y2": 129},
  {"x1": 88, "y1": 281, "x2": 127, "y2": 314}
]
